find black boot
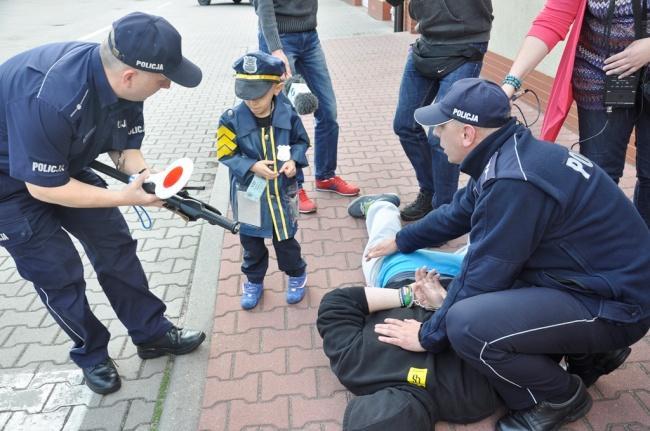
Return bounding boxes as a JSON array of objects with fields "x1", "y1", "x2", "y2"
[
  {"x1": 82, "y1": 358, "x2": 121, "y2": 395},
  {"x1": 496, "y1": 375, "x2": 592, "y2": 431},
  {"x1": 136, "y1": 326, "x2": 206, "y2": 359},
  {"x1": 566, "y1": 347, "x2": 631, "y2": 387},
  {"x1": 400, "y1": 189, "x2": 433, "y2": 221}
]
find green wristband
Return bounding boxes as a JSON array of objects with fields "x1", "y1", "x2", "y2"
[{"x1": 401, "y1": 285, "x2": 413, "y2": 308}]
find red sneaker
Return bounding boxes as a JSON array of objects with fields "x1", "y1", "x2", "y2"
[
  {"x1": 315, "y1": 176, "x2": 360, "y2": 196},
  {"x1": 298, "y1": 188, "x2": 317, "y2": 213}
]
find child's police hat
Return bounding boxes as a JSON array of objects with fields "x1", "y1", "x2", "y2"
[
  {"x1": 109, "y1": 12, "x2": 202, "y2": 88},
  {"x1": 233, "y1": 51, "x2": 284, "y2": 100}
]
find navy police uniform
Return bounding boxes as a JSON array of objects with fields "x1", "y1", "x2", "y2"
[
  {"x1": 0, "y1": 42, "x2": 171, "y2": 368},
  {"x1": 400, "y1": 79, "x2": 650, "y2": 410},
  {"x1": 217, "y1": 52, "x2": 309, "y2": 282},
  {"x1": 0, "y1": 10, "x2": 202, "y2": 369}
]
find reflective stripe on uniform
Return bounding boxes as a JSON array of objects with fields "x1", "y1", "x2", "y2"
[
  {"x1": 269, "y1": 128, "x2": 289, "y2": 239},
  {"x1": 260, "y1": 127, "x2": 289, "y2": 241},
  {"x1": 261, "y1": 127, "x2": 282, "y2": 240}
]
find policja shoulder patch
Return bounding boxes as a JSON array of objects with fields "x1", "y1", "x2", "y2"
[{"x1": 216, "y1": 123, "x2": 237, "y2": 160}]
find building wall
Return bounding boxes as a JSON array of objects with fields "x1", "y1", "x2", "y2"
[{"x1": 490, "y1": 0, "x2": 568, "y2": 76}]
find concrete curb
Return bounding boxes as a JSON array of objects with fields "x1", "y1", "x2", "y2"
[{"x1": 158, "y1": 163, "x2": 231, "y2": 431}]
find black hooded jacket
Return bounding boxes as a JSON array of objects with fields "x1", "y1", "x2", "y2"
[{"x1": 317, "y1": 287, "x2": 501, "y2": 429}]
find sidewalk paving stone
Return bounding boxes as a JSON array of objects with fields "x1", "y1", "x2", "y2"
[
  {"x1": 123, "y1": 399, "x2": 156, "y2": 431},
  {"x1": 0, "y1": 384, "x2": 55, "y2": 414},
  {"x1": 3, "y1": 408, "x2": 71, "y2": 431}
]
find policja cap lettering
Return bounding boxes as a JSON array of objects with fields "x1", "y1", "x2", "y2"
[
  {"x1": 414, "y1": 78, "x2": 511, "y2": 128},
  {"x1": 108, "y1": 12, "x2": 202, "y2": 88}
]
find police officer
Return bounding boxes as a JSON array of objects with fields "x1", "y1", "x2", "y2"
[
  {"x1": 366, "y1": 78, "x2": 650, "y2": 430},
  {"x1": 0, "y1": 12, "x2": 206, "y2": 395}
]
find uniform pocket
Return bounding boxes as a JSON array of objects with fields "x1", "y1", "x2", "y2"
[
  {"x1": 0, "y1": 217, "x2": 33, "y2": 249},
  {"x1": 558, "y1": 241, "x2": 615, "y2": 299}
]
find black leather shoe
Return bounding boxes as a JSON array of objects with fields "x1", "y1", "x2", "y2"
[
  {"x1": 136, "y1": 327, "x2": 206, "y2": 359},
  {"x1": 496, "y1": 376, "x2": 592, "y2": 431},
  {"x1": 566, "y1": 347, "x2": 631, "y2": 387},
  {"x1": 82, "y1": 358, "x2": 121, "y2": 395},
  {"x1": 400, "y1": 189, "x2": 433, "y2": 221}
]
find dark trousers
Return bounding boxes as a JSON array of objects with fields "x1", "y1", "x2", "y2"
[
  {"x1": 446, "y1": 287, "x2": 649, "y2": 410},
  {"x1": 0, "y1": 170, "x2": 172, "y2": 368},
  {"x1": 578, "y1": 103, "x2": 650, "y2": 227},
  {"x1": 240, "y1": 234, "x2": 306, "y2": 284}
]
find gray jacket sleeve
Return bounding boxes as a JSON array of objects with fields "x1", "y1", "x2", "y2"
[{"x1": 254, "y1": 0, "x2": 283, "y2": 52}]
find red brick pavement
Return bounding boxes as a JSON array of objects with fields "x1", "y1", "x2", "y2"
[{"x1": 199, "y1": 32, "x2": 650, "y2": 431}]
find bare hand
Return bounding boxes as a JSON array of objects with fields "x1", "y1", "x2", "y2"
[
  {"x1": 604, "y1": 38, "x2": 650, "y2": 78},
  {"x1": 271, "y1": 49, "x2": 292, "y2": 80},
  {"x1": 412, "y1": 266, "x2": 447, "y2": 310},
  {"x1": 501, "y1": 83, "x2": 516, "y2": 99},
  {"x1": 365, "y1": 237, "x2": 398, "y2": 261},
  {"x1": 251, "y1": 160, "x2": 278, "y2": 180},
  {"x1": 121, "y1": 172, "x2": 163, "y2": 207},
  {"x1": 279, "y1": 160, "x2": 296, "y2": 178},
  {"x1": 375, "y1": 318, "x2": 425, "y2": 352}
]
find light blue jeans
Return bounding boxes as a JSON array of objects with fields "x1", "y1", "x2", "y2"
[{"x1": 259, "y1": 30, "x2": 339, "y2": 184}]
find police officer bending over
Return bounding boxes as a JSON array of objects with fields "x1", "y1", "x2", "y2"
[
  {"x1": 367, "y1": 78, "x2": 650, "y2": 430},
  {"x1": 0, "y1": 12, "x2": 206, "y2": 395}
]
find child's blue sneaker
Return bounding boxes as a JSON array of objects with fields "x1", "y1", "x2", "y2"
[
  {"x1": 241, "y1": 281, "x2": 263, "y2": 310},
  {"x1": 286, "y1": 273, "x2": 307, "y2": 304}
]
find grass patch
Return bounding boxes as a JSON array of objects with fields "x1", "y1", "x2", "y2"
[{"x1": 150, "y1": 359, "x2": 173, "y2": 431}]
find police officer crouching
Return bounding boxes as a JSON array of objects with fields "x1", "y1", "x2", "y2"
[
  {"x1": 367, "y1": 78, "x2": 650, "y2": 430},
  {"x1": 0, "y1": 12, "x2": 206, "y2": 394}
]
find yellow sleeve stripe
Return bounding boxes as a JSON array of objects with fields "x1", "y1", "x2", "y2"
[
  {"x1": 217, "y1": 124, "x2": 236, "y2": 141},
  {"x1": 217, "y1": 136, "x2": 237, "y2": 159}
]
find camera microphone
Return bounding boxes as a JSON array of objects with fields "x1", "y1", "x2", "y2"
[{"x1": 284, "y1": 74, "x2": 319, "y2": 115}]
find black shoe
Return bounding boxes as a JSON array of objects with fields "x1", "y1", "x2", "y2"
[
  {"x1": 347, "y1": 193, "x2": 400, "y2": 218},
  {"x1": 400, "y1": 189, "x2": 433, "y2": 221},
  {"x1": 566, "y1": 347, "x2": 631, "y2": 387},
  {"x1": 496, "y1": 376, "x2": 592, "y2": 431},
  {"x1": 137, "y1": 327, "x2": 206, "y2": 359},
  {"x1": 82, "y1": 358, "x2": 121, "y2": 395}
]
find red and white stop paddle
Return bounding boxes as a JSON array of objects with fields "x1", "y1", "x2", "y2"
[{"x1": 146, "y1": 158, "x2": 194, "y2": 199}]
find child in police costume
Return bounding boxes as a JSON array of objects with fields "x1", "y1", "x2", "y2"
[{"x1": 217, "y1": 52, "x2": 309, "y2": 310}]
